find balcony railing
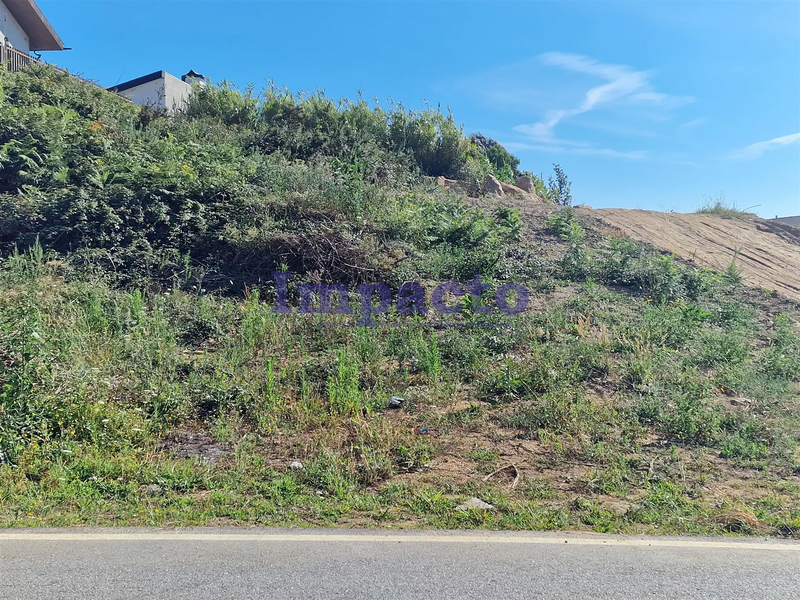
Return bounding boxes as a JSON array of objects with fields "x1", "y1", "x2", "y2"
[{"x1": 1, "y1": 45, "x2": 41, "y2": 72}]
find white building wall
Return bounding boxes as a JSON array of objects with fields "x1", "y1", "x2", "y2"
[
  {"x1": 162, "y1": 72, "x2": 193, "y2": 112},
  {"x1": 0, "y1": 1, "x2": 30, "y2": 52},
  {"x1": 117, "y1": 73, "x2": 193, "y2": 113},
  {"x1": 117, "y1": 78, "x2": 167, "y2": 109}
]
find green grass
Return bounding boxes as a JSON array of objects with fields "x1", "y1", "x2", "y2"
[
  {"x1": 1, "y1": 66, "x2": 799, "y2": 535},
  {"x1": 2, "y1": 242, "x2": 798, "y2": 534},
  {"x1": 694, "y1": 194, "x2": 758, "y2": 219}
]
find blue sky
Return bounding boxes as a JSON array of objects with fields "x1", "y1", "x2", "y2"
[{"x1": 38, "y1": 1, "x2": 799, "y2": 217}]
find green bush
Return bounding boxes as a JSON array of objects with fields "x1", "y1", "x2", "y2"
[
  {"x1": 545, "y1": 206, "x2": 578, "y2": 238},
  {"x1": 469, "y1": 134, "x2": 521, "y2": 183},
  {"x1": 389, "y1": 105, "x2": 470, "y2": 178},
  {"x1": 547, "y1": 164, "x2": 573, "y2": 206},
  {"x1": 0, "y1": 67, "x2": 532, "y2": 291}
]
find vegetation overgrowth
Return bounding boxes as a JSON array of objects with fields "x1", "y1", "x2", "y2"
[
  {"x1": 1, "y1": 67, "x2": 799, "y2": 535},
  {"x1": 694, "y1": 194, "x2": 758, "y2": 219}
]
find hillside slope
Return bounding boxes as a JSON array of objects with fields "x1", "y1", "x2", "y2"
[
  {"x1": 2, "y1": 67, "x2": 800, "y2": 536},
  {"x1": 593, "y1": 209, "x2": 800, "y2": 300}
]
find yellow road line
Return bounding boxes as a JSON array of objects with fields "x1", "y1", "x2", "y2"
[{"x1": 0, "y1": 532, "x2": 798, "y2": 550}]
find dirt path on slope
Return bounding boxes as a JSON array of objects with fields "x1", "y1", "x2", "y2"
[{"x1": 593, "y1": 209, "x2": 800, "y2": 300}]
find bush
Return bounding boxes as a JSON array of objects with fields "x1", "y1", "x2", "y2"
[
  {"x1": 545, "y1": 206, "x2": 578, "y2": 237},
  {"x1": 1, "y1": 68, "x2": 531, "y2": 291},
  {"x1": 389, "y1": 105, "x2": 470, "y2": 178},
  {"x1": 547, "y1": 164, "x2": 573, "y2": 206},
  {"x1": 182, "y1": 81, "x2": 259, "y2": 127}
]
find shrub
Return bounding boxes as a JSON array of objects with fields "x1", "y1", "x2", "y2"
[
  {"x1": 182, "y1": 81, "x2": 259, "y2": 127},
  {"x1": 628, "y1": 254, "x2": 684, "y2": 304},
  {"x1": 547, "y1": 164, "x2": 573, "y2": 206},
  {"x1": 545, "y1": 206, "x2": 578, "y2": 237},
  {"x1": 388, "y1": 105, "x2": 470, "y2": 178},
  {"x1": 469, "y1": 134, "x2": 521, "y2": 183}
]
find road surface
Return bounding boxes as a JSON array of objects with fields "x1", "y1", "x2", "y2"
[{"x1": 1, "y1": 529, "x2": 798, "y2": 599}]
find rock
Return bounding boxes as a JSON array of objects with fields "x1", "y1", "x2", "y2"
[
  {"x1": 289, "y1": 461, "x2": 304, "y2": 469},
  {"x1": 482, "y1": 174, "x2": 504, "y2": 197},
  {"x1": 436, "y1": 176, "x2": 470, "y2": 195},
  {"x1": 500, "y1": 182, "x2": 527, "y2": 196},
  {"x1": 162, "y1": 432, "x2": 231, "y2": 464},
  {"x1": 388, "y1": 396, "x2": 404, "y2": 409},
  {"x1": 145, "y1": 484, "x2": 164, "y2": 496},
  {"x1": 456, "y1": 497, "x2": 495, "y2": 511},
  {"x1": 729, "y1": 397, "x2": 754, "y2": 407},
  {"x1": 516, "y1": 175, "x2": 535, "y2": 193}
]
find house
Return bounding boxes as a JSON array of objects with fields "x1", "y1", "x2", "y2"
[
  {"x1": 770, "y1": 215, "x2": 800, "y2": 229},
  {"x1": 108, "y1": 70, "x2": 206, "y2": 113},
  {"x1": 0, "y1": 0, "x2": 64, "y2": 70}
]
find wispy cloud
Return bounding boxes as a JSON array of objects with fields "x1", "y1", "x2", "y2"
[
  {"x1": 502, "y1": 142, "x2": 566, "y2": 153},
  {"x1": 515, "y1": 52, "x2": 694, "y2": 144},
  {"x1": 446, "y1": 52, "x2": 696, "y2": 162},
  {"x1": 678, "y1": 117, "x2": 706, "y2": 134},
  {"x1": 511, "y1": 125, "x2": 590, "y2": 147},
  {"x1": 573, "y1": 148, "x2": 647, "y2": 159},
  {"x1": 727, "y1": 133, "x2": 800, "y2": 160},
  {"x1": 502, "y1": 142, "x2": 646, "y2": 160}
]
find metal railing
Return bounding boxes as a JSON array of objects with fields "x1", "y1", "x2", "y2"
[{"x1": 1, "y1": 45, "x2": 41, "y2": 72}]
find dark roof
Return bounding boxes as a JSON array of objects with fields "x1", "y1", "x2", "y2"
[
  {"x1": 182, "y1": 69, "x2": 206, "y2": 82},
  {"x1": 108, "y1": 71, "x2": 167, "y2": 93},
  {"x1": 4, "y1": 0, "x2": 64, "y2": 51}
]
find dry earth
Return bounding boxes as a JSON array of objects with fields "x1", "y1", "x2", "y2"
[
  {"x1": 591, "y1": 209, "x2": 800, "y2": 300},
  {"x1": 469, "y1": 191, "x2": 800, "y2": 301}
]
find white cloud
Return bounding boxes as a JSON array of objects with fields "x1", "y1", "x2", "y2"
[
  {"x1": 572, "y1": 148, "x2": 647, "y2": 159},
  {"x1": 678, "y1": 117, "x2": 706, "y2": 134},
  {"x1": 502, "y1": 142, "x2": 646, "y2": 160},
  {"x1": 501, "y1": 142, "x2": 566, "y2": 153},
  {"x1": 727, "y1": 133, "x2": 800, "y2": 160},
  {"x1": 512, "y1": 124, "x2": 591, "y2": 147},
  {"x1": 516, "y1": 52, "x2": 694, "y2": 143}
]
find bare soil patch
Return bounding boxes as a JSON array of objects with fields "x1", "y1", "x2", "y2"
[{"x1": 592, "y1": 209, "x2": 800, "y2": 300}]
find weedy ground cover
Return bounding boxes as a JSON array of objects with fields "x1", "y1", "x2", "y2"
[{"x1": 1, "y1": 67, "x2": 799, "y2": 535}]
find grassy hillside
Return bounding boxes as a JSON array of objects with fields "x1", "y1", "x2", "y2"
[{"x1": 1, "y1": 66, "x2": 799, "y2": 535}]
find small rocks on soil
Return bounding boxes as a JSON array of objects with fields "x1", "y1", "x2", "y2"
[
  {"x1": 456, "y1": 497, "x2": 495, "y2": 511},
  {"x1": 144, "y1": 484, "x2": 164, "y2": 496},
  {"x1": 159, "y1": 432, "x2": 231, "y2": 464}
]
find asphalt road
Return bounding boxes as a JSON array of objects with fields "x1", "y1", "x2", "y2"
[{"x1": 1, "y1": 529, "x2": 798, "y2": 599}]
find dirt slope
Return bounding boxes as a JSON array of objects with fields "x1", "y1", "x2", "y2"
[{"x1": 592, "y1": 208, "x2": 800, "y2": 300}]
